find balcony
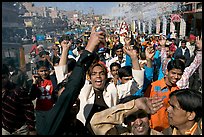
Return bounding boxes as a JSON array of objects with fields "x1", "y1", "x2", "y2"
[{"x1": 181, "y1": 2, "x2": 202, "y2": 14}]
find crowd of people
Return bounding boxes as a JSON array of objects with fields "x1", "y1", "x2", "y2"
[{"x1": 2, "y1": 25, "x2": 202, "y2": 135}]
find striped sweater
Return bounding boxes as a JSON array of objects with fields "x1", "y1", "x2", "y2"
[{"x1": 2, "y1": 82, "x2": 36, "y2": 133}]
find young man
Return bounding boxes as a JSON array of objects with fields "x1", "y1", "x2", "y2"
[
  {"x1": 107, "y1": 62, "x2": 121, "y2": 85},
  {"x1": 90, "y1": 96, "x2": 164, "y2": 135},
  {"x1": 106, "y1": 43, "x2": 126, "y2": 72},
  {"x1": 173, "y1": 39, "x2": 190, "y2": 67},
  {"x1": 29, "y1": 61, "x2": 55, "y2": 134},
  {"x1": 144, "y1": 59, "x2": 185, "y2": 132},
  {"x1": 164, "y1": 89, "x2": 202, "y2": 135},
  {"x1": 4, "y1": 57, "x2": 29, "y2": 89},
  {"x1": 38, "y1": 26, "x2": 107, "y2": 135},
  {"x1": 2, "y1": 64, "x2": 36, "y2": 135}
]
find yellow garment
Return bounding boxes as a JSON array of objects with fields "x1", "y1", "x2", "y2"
[{"x1": 172, "y1": 122, "x2": 198, "y2": 135}]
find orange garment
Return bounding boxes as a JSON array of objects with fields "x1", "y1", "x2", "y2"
[
  {"x1": 172, "y1": 122, "x2": 198, "y2": 135},
  {"x1": 144, "y1": 78, "x2": 179, "y2": 132}
]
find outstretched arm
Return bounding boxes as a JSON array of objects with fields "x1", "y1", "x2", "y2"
[{"x1": 39, "y1": 26, "x2": 106, "y2": 135}]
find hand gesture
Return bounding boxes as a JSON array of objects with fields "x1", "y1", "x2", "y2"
[
  {"x1": 135, "y1": 96, "x2": 163, "y2": 114},
  {"x1": 124, "y1": 37, "x2": 131, "y2": 46},
  {"x1": 123, "y1": 45, "x2": 137, "y2": 58},
  {"x1": 32, "y1": 74, "x2": 41, "y2": 85},
  {"x1": 196, "y1": 36, "x2": 202, "y2": 50},
  {"x1": 85, "y1": 26, "x2": 106, "y2": 53},
  {"x1": 145, "y1": 46, "x2": 155, "y2": 60},
  {"x1": 61, "y1": 40, "x2": 72, "y2": 51}
]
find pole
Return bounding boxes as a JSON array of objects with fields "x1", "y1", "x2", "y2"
[{"x1": 19, "y1": 46, "x2": 26, "y2": 72}]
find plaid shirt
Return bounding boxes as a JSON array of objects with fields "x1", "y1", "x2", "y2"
[
  {"x1": 2, "y1": 82, "x2": 35, "y2": 133},
  {"x1": 160, "y1": 47, "x2": 171, "y2": 75},
  {"x1": 161, "y1": 48, "x2": 202, "y2": 89},
  {"x1": 176, "y1": 51, "x2": 202, "y2": 89}
]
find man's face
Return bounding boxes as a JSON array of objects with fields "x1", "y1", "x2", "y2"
[
  {"x1": 181, "y1": 42, "x2": 186, "y2": 49},
  {"x1": 110, "y1": 66, "x2": 119, "y2": 78},
  {"x1": 167, "y1": 96, "x2": 189, "y2": 127},
  {"x1": 90, "y1": 66, "x2": 107, "y2": 91},
  {"x1": 37, "y1": 67, "x2": 50, "y2": 79},
  {"x1": 40, "y1": 55, "x2": 47, "y2": 61},
  {"x1": 120, "y1": 76, "x2": 133, "y2": 84},
  {"x1": 8, "y1": 65, "x2": 15, "y2": 72},
  {"x1": 130, "y1": 110, "x2": 150, "y2": 135},
  {"x1": 166, "y1": 68, "x2": 183, "y2": 86},
  {"x1": 165, "y1": 47, "x2": 170, "y2": 58},
  {"x1": 115, "y1": 48, "x2": 123, "y2": 58},
  {"x1": 52, "y1": 46, "x2": 59, "y2": 54}
]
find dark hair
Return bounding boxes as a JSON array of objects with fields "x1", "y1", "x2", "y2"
[
  {"x1": 175, "y1": 55, "x2": 186, "y2": 63},
  {"x1": 133, "y1": 45, "x2": 140, "y2": 53},
  {"x1": 2, "y1": 64, "x2": 9, "y2": 75},
  {"x1": 167, "y1": 59, "x2": 185, "y2": 72},
  {"x1": 119, "y1": 95, "x2": 150, "y2": 124},
  {"x1": 67, "y1": 58, "x2": 76, "y2": 73},
  {"x1": 169, "y1": 89, "x2": 202, "y2": 122},
  {"x1": 140, "y1": 51, "x2": 146, "y2": 60},
  {"x1": 119, "y1": 95, "x2": 140, "y2": 104},
  {"x1": 77, "y1": 46, "x2": 85, "y2": 52},
  {"x1": 88, "y1": 62, "x2": 108, "y2": 78},
  {"x1": 36, "y1": 60, "x2": 49, "y2": 70},
  {"x1": 59, "y1": 34, "x2": 70, "y2": 44},
  {"x1": 110, "y1": 62, "x2": 121, "y2": 71},
  {"x1": 181, "y1": 40, "x2": 186, "y2": 44},
  {"x1": 115, "y1": 43, "x2": 123, "y2": 50},
  {"x1": 118, "y1": 66, "x2": 132, "y2": 79},
  {"x1": 39, "y1": 51, "x2": 49, "y2": 57}
]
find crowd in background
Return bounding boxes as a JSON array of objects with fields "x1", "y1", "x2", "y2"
[{"x1": 2, "y1": 25, "x2": 202, "y2": 135}]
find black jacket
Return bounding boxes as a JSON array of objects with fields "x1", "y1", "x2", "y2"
[{"x1": 38, "y1": 50, "x2": 95, "y2": 135}]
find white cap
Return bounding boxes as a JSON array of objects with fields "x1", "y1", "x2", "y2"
[{"x1": 37, "y1": 44, "x2": 44, "y2": 49}]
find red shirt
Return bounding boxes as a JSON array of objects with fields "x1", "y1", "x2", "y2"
[
  {"x1": 35, "y1": 79, "x2": 54, "y2": 111},
  {"x1": 30, "y1": 44, "x2": 39, "y2": 55}
]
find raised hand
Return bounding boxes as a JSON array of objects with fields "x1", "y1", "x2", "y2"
[
  {"x1": 124, "y1": 37, "x2": 131, "y2": 46},
  {"x1": 135, "y1": 96, "x2": 163, "y2": 114},
  {"x1": 85, "y1": 26, "x2": 106, "y2": 53},
  {"x1": 145, "y1": 46, "x2": 155, "y2": 60},
  {"x1": 61, "y1": 40, "x2": 72, "y2": 51},
  {"x1": 196, "y1": 36, "x2": 202, "y2": 50},
  {"x1": 123, "y1": 45, "x2": 137, "y2": 58}
]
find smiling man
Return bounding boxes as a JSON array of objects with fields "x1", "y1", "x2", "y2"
[
  {"x1": 144, "y1": 59, "x2": 185, "y2": 132},
  {"x1": 90, "y1": 96, "x2": 164, "y2": 135}
]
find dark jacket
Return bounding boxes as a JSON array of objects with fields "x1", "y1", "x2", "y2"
[
  {"x1": 173, "y1": 47, "x2": 191, "y2": 66},
  {"x1": 38, "y1": 50, "x2": 95, "y2": 135},
  {"x1": 9, "y1": 69, "x2": 29, "y2": 89}
]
